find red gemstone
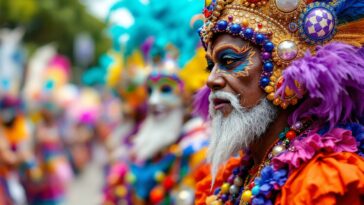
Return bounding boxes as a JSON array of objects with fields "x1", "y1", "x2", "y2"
[
  {"x1": 258, "y1": 23, "x2": 263, "y2": 29},
  {"x1": 248, "y1": 0, "x2": 260, "y2": 3},
  {"x1": 162, "y1": 176, "x2": 175, "y2": 190},
  {"x1": 228, "y1": 15, "x2": 233, "y2": 22},
  {"x1": 203, "y1": 8, "x2": 212, "y2": 18},
  {"x1": 286, "y1": 130, "x2": 297, "y2": 140},
  {"x1": 249, "y1": 181, "x2": 255, "y2": 189}
]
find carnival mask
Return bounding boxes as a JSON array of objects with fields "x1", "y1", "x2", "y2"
[{"x1": 146, "y1": 72, "x2": 183, "y2": 117}]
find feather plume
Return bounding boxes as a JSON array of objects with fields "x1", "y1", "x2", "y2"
[
  {"x1": 334, "y1": 19, "x2": 364, "y2": 47},
  {"x1": 193, "y1": 86, "x2": 211, "y2": 120},
  {"x1": 334, "y1": 0, "x2": 364, "y2": 24},
  {"x1": 277, "y1": 42, "x2": 364, "y2": 129}
]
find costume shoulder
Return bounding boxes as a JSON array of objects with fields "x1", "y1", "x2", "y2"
[
  {"x1": 276, "y1": 152, "x2": 364, "y2": 205},
  {"x1": 195, "y1": 157, "x2": 241, "y2": 205}
]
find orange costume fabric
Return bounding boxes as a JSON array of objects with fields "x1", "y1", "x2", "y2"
[{"x1": 195, "y1": 152, "x2": 364, "y2": 205}]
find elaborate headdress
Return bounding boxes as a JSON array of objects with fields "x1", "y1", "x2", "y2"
[
  {"x1": 107, "y1": 0, "x2": 208, "y2": 96},
  {"x1": 199, "y1": 0, "x2": 364, "y2": 108}
]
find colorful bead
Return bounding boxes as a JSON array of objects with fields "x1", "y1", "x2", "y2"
[
  {"x1": 162, "y1": 176, "x2": 175, "y2": 190},
  {"x1": 289, "y1": 22, "x2": 298, "y2": 32},
  {"x1": 154, "y1": 171, "x2": 165, "y2": 182},
  {"x1": 262, "y1": 52, "x2": 271, "y2": 61},
  {"x1": 230, "y1": 23, "x2": 241, "y2": 34},
  {"x1": 279, "y1": 132, "x2": 286, "y2": 139},
  {"x1": 293, "y1": 121, "x2": 303, "y2": 130},
  {"x1": 258, "y1": 23, "x2": 263, "y2": 29},
  {"x1": 214, "y1": 188, "x2": 221, "y2": 195},
  {"x1": 263, "y1": 42, "x2": 274, "y2": 52},
  {"x1": 252, "y1": 186, "x2": 260, "y2": 195},
  {"x1": 150, "y1": 186, "x2": 165, "y2": 204},
  {"x1": 275, "y1": 0, "x2": 300, "y2": 12},
  {"x1": 228, "y1": 175, "x2": 235, "y2": 184},
  {"x1": 255, "y1": 34, "x2": 265, "y2": 44},
  {"x1": 233, "y1": 176, "x2": 244, "y2": 186},
  {"x1": 260, "y1": 76, "x2": 270, "y2": 87},
  {"x1": 221, "y1": 183, "x2": 230, "y2": 194},
  {"x1": 249, "y1": 181, "x2": 255, "y2": 189},
  {"x1": 244, "y1": 28, "x2": 254, "y2": 39},
  {"x1": 241, "y1": 190, "x2": 252, "y2": 203},
  {"x1": 286, "y1": 130, "x2": 297, "y2": 140},
  {"x1": 242, "y1": 18, "x2": 249, "y2": 27},
  {"x1": 229, "y1": 185, "x2": 240, "y2": 195},
  {"x1": 114, "y1": 185, "x2": 127, "y2": 197},
  {"x1": 272, "y1": 145, "x2": 286, "y2": 156},
  {"x1": 217, "y1": 20, "x2": 228, "y2": 31},
  {"x1": 221, "y1": 194, "x2": 229, "y2": 202},
  {"x1": 125, "y1": 172, "x2": 136, "y2": 184},
  {"x1": 277, "y1": 40, "x2": 298, "y2": 61},
  {"x1": 263, "y1": 62, "x2": 274, "y2": 72}
]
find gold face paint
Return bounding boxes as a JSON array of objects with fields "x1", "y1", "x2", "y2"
[{"x1": 206, "y1": 44, "x2": 255, "y2": 77}]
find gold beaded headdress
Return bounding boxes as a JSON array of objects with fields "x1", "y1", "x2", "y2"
[{"x1": 199, "y1": 0, "x2": 364, "y2": 109}]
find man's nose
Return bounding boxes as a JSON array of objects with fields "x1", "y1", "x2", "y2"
[{"x1": 206, "y1": 68, "x2": 226, "y2": 91}]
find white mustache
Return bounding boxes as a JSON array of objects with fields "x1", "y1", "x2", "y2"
[{"x1": 209, "y1": 91, "x2": 242, "y2": 111}]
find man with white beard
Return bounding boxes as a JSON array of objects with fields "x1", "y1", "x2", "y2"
[
  {"x1": 194, "y1": 0, "x2": 364, "y2": 204},
  {"x1": 103, "y1": 63, "x2": 209, "y2": 205},
  {"x1": 131, "y1": 71, "x2": 185, "y2": 163}
]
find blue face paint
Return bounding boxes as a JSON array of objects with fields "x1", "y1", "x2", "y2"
[{"x1": 212, "y1": 48, "x2": 254, "y2": 76}]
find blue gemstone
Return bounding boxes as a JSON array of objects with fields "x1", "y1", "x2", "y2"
[
  {"x1": 260, "y1": 76, "x2": 270, "y2": 87},
  {"x1": 221, "y1": 194, "x2": 229, "y2": 202},
  {"x1": 255, "y1": 34, "x2": 265, "y2": 44},
  {"x1": 263, "y1": 62, "x2": 274, "y2": 72},
  {"x1": 217, "y1": 20, "x2": 228, "y2": 30},
  {"x1": 244, "y1": 28, "x2": 254, "y2": 39},
  {"x1": 214, "y1": 188, "x2": 221, "y2": 195},
  {"x1": 279, "y1": 132, "x2": 286, "y2": 139},
  {"x1": 252, "y1": 186, "x2": 260, "y2": 195},
  {"x1": 232, "y1": 168, "x2": 239, "y2": 175},
  {"x1": 230, "y1": 23, "x2": 241, "y2": 34},
  {"x1": 264, "y1": 42, "x2": 274, "y2": 52}
]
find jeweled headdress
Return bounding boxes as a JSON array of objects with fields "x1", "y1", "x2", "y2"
[{"x1": 199, "y1": 0, "x2": 364, "y2": 109}]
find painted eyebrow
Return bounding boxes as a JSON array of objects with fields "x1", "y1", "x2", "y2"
[{"x1": 212, "y1": 44, "x2": 252, "y2": 62}]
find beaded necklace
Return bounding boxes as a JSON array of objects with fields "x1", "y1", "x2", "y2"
[{"x1": 205, "y1": 120, "x2": 311, "y2": 205}]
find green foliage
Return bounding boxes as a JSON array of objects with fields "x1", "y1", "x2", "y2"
[{"x1": 0, "y1": 0, "x2": 111, "y2": 73}]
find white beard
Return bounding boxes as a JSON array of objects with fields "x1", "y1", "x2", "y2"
[
  {"x1": 132, "y1": 108, "x2": 184, "y2": 162},
  {"x1": 208, "y1": 91, "x2": 278, "y2": 181}
]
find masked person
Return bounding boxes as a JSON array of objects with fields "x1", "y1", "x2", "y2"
[
  {"x1": 102, "y1": 1, "x2": 210, "y2": 204},
  {"x1": 194, "y1": 0, "x2": 364, "y2": 204}
]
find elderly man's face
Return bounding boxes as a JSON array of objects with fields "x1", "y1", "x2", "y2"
[
  {"x1": 206, "y1": 34, "x2": 265, "y2": 116},
  {"x1": 205, "y1": 34, "x2": 278, "y2": 178}
]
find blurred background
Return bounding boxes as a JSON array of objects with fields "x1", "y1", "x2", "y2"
[{"x1": 0, "y1": 0, "x2": 207, "y2": 205}]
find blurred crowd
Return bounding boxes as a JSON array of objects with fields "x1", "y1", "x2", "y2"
[{"x1": 0, "y1": 0, "x2": 209, "y2": 205}]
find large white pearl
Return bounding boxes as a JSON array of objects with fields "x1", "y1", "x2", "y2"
[
  {"x1": 272, "y1": 145, "x2": 286, "y2": 156},
  {"x1": 175, "y1": 188, "x2": 194, "y2": 205},
  {"x1": 277, "y1": 40, "x2": 298, "y2": 61},
  {"x1": 275, "y1": 0, "x2": 300, "y2": 13}
]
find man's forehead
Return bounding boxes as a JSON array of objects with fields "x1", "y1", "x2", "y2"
[{"x1": 207, "y1": 34, "x2": 250, "y2": 55}]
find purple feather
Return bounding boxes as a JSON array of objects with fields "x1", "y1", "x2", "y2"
[
  {"x1": 140, "y1": 37, "x2": 154, "y2": 58},
  {"x1": 193, "y1": 85, "x2": 211, "y2": 120},
  {"x1": 277, "y1": 42, "x2": 364, "y2": 129}
]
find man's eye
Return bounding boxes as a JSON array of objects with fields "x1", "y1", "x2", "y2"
[
  {"x1": 206, "y1": 62, "x2": 214, "y2": 73},
  {"x1": 221, "y1": 56, "x2": 239, "y2": 66}
]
